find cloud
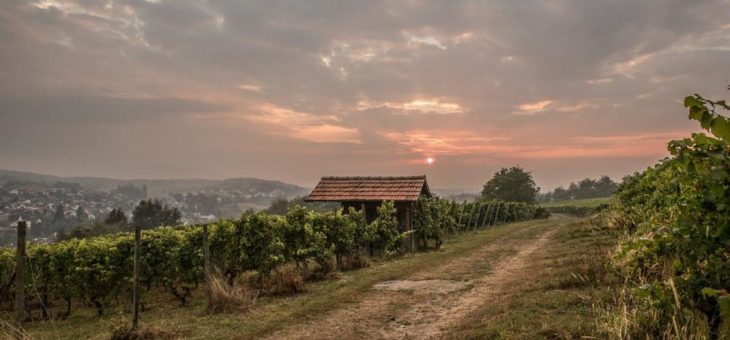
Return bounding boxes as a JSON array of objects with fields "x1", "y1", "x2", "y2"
[
  {"x1": 512, "y1": 100, "x2": 598, "y2": 115},
  {"x1": 380, "y1": 130, "x2": 512, "y2": 156},
  {"x1": 358, "y1": 98, "x2": 465, "y2": 115},
  {"x1": 0, "y1": 94, "x2": 228, "y2": 123},
  {"x1": 0, "y1": 0, "x2": 728, "y2": 189},
  {"x1": 408, "y1": 36, "x2": 447, "y2": 50},
  {"x1": 513, "y1": 100, "x2": 553, "y2": 115},
  {"x1": 381, "y1": 129, "x2": 687, "y2": 160},
  {"x1": 587, "y1": 78, "x2": 613, "y2": 85},
  {"x1": 250, "y1": 104, "x2": 361, "y2": 144},
  {"x1": 237, "y1": 84, "x2": 263, "y2": 93}
]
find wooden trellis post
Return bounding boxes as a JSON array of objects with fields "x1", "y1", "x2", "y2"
[
  {"x1": 456, "y1": 202, "x2": 465, "y2": 230},
  {"x1": 15, "y1": 220, "x2": 27, "y2": 324},
  {"x1": 203, "y1": 224, "x2": 212, "y2": 307},
  {"x1": 480, "y1": 203, "x2": 492, "y2": 228},
  {"x1": 132, "y1": 224, "x2": 141, "y2": 329},
  {"x1": 471, "y1": 204, "x2": 482, "y2": 230},
  {"x1": 465, "y1": 203, "x2": 474, "y2": 230},
  {"x1": 493, "y1": 205, "x2": 501, "y2": 225}
]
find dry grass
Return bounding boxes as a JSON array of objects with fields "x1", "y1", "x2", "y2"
[
  {"x1": 595, "y1": 282, "x2": 720, "y2": 339},
  {"x1": 340, "y1": 254, "x2": 371, "y2": 271},
  {"x1": 0, "y1": 320, "x2": 32, "y2": 340},
  {"x1": 261, "y1": 264, "x2": 304, "y2": 296},
  {"x1": 107, "y1": 315, "x2": 183, "y2": 340},
  {"x1": 206, "y1": 271, "x2": 258, "y2": 314}
]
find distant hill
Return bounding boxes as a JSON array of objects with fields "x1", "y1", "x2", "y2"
[
  {"x1": 0, "y1": 169, "x2": 308, "y2": 199},
  {"x1": 208, "y1": 177, "x2": 307, "y2": 195},
  {"x1": 0, "y1": 168, "x2": 61, "y2": 185}
]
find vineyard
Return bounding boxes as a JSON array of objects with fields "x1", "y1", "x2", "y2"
[
  {"x1": 0, "y1": 198, "x2": 546, "y2": 321},
  {"x1": 540, "y1": 197, "x2": 610, "y2": 217},
  {"x1": 2, "y1": 96, "x2": 726, "y2": 339},
  {"x1": 606, "y1": 94, "x2": 730, "y2": 338}
]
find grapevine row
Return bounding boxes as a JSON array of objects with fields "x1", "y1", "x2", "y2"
[{"x1": 0, "y1": 198, "x2": 545, "y2": 318}]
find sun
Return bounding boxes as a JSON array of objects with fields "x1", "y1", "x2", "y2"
[{"x1": 426, "y1": 157, "x2": 435, "y2": 165}]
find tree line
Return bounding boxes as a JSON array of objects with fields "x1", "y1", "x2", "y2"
[{"x1": 59, "y1": 199, "x2": 181, "y2": 240}]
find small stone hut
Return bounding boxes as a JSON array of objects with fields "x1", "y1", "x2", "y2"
[{"x1": 304, "y1": 176, "x2": 432, "y2": 251}]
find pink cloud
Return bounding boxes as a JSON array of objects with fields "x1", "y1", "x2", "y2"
[
  {"x1": 249, "y1": 104, "x2": 361, "y2": 144},
  {"x1": 380, "y1": 130, "x2": 514, "y2": 156},
  {"x1": 358, "y1": 98, "x2": 465, "y2": 115},
  {"x1": 381, "y1": 129, "x2": 686, "y2": 160}
]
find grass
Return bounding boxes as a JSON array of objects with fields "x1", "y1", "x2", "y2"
[
  {"x1": 540, "y1": 197, "x2": 611, "y2": 208},
  {"x1": 11, "y1": 217, "x2": 563, "y2": 339},
  {"x1": 446, "y1": 214, "x2": 620, "y2": 339}
]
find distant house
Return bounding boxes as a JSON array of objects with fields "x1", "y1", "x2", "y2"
[{"x1": 305, "y1": 176, "x2": 432, "y2": 251}]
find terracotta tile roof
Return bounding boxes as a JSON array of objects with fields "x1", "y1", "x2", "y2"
[{"x1": 305, "y1": 176, "x2": 431, "y2": 202}]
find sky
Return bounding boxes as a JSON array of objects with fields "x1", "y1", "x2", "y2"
[{"x1": 0, "y1": 0, "x2": 729, "y2": 191}]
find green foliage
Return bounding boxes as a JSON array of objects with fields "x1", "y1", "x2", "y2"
[
  {"x1": 0, "y1": 247, "x2": 14, "y2": 302},
  {"x1": 1, "y1": 196, "x2": 546, "y2": 319},
  {"x1": 413, "y1": 198, "x2": 456, "y2": 249},
  {"x1": 239, "y1": 212, "x2": 286, "y2": 275},
  {"x1": 132, "y1": 199, "x2": 182, "y2": 230},
  {"x1": 685, "y1": 94, "x2": 730, "y2": 143},
  {"x1": 481, "y1": 166, "x2": 539, "y2": 203},
  {"x1": 539, "y1": 176, "x2": 617, "y2": 202},
  {"x1": 265, "y1": 196, "x2": 339, "y2": 215},
  {"x1": 60, "y1": 221, "x2": 125, "y2": 241},
  {"x1": 541, "y1": 198, "x2": 610, "y2": 217},
  {"x1": 105, "y1": 208, "x2": 128, "y2": 226},
  {"x1": 369, "y1": 201, "x2": 405, "y2": 256},
  {"x1": 413, "y1": 198, "x2": 546, "y2": 250},
  {"x1": 612, "y1": 121, "x2": 730, "y2": 335},
  {"x1": 283, "y1": 206, "x2": 325, "y2": 269},
  {"x1": 322, "y1": 209, "x2": 357, "y2": 270}
]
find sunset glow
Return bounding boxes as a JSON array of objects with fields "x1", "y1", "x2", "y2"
[{"x1": 0, "y1": 0, "x2": 726, "y2": 190}]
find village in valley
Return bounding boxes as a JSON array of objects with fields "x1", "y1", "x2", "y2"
[{"x1": 0, "y1": 172, "x2": 308, "y2": 246}]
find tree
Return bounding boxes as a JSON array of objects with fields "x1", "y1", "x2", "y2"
[
  {"x1": 53, "y1": 204, "x2": 65, "y2": 222},
  {"x1": 481, "y1": 167, "x2": 539, "y2": 203},
  {"x1": 265, "y1": 197, "x2": 290, "y2": 215},
  {"x1": 75, "y1": 206, "x2": 88, "y2": 222},
  {"x1": 132, "y1": 199, "x2": 182, "y2": 229},
  {"x1": 265, "y1": 196, "x2": 340, "y2": 215},
  {"x1": 104, "y1": 208, "x2": 127, "y2": 226},
  {"x1": 542, "y1": 176, "x2": 618, "y2": 202}
]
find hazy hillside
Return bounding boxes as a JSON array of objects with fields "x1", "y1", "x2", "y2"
[{"x1": 0, "y1": 169, "x2": 307, "y2": 199}]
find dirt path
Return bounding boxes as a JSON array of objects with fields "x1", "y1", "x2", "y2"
[{"x1": 264, "y1": 219, "x2": 565, "y2": 340}]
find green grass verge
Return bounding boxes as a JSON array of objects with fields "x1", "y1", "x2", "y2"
[{"x1": 446, "y1": 215, "x2": 620, "y2": 339}]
